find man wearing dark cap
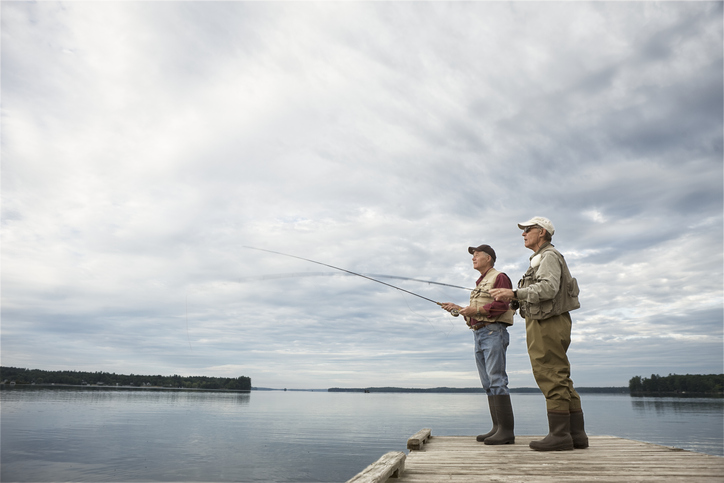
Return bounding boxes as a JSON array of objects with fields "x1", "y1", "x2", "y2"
[
  {"x1": 490, "y1": 216, "x2": 589, "y2": 452},
  {"x1": 441, "y1": 244, "x2": 515, "y2": 445}
]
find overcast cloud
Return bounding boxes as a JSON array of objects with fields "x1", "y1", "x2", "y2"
[{"x1": 2, "y1": 1, "x2": 722, "y2": 389}]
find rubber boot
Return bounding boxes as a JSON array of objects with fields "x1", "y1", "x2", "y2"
[
  {"x1": 484, "y1": 394, "x2": 515, "y2": 445},
  {"x1": 529, "y1": 411, "x2": 574, "y2": 451},
  {"x1": 476, "y1": 395, "x2": 498, "y2": 442},
  {"x1": 570, "y1": 409, "x2": 589, "y2": 449}
]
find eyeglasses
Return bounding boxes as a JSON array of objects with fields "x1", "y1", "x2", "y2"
[{"x1": 523, "y1": 226, "x2": 540, "y2": 233}]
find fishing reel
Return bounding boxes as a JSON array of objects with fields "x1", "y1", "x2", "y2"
[{"x1": 437, "y1": 303, "x2": 460, "y2": 317}]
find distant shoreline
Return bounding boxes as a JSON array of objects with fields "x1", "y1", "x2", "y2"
[
  {"x1": 328, "y1": 386, "x2": 630, "y2": 394},
  {"x1": 1, "y1": 383, "x2": 250, "y2": 393},
  {"x1": 0, "y1": 366, "x2": 251, "y2": 391},
  {"x1": 4, "y1": 384, "x2": 722, "y2": 397},
  {"x1": 2, "y1": 383, "x2": 626, "y2": 394}
]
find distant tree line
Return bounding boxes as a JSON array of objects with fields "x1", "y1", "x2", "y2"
[
  {"x1": 329, "y1": 387, "x2": 486, "y2": 393},
  {"x1": 629, "y1": 374, "x2": 723, "y2": 396},
  {"x1": 329, "y1": 386, "x2": 628, "y2": 394},
  {"x1": 0, "y1": 367, "x2": 251, "y2": 391}
]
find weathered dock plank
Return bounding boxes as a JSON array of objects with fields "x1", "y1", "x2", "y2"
[
  {"x1": 347, "y1": 451, "x2": 406, "y2": 483},
  {"x1": 352, "y1": 433, "x2": 723, "y2": 483},
  {"x1": 406, "y1": 428, "x2": 432, "y2": 450}
]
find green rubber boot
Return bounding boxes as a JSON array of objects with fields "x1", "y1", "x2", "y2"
[
  {"x1": 476, "y1": 395, "x2": 498, "y2": 442},
  {"x1": 570, "y1": 409, "x2": 589, "y2": 449},
  {"x1": 529, "y1": 411, "x2": 574, "y2": 451},
  {"x1": 484, "y1": 394, "x2": 515, "y2": 445}
]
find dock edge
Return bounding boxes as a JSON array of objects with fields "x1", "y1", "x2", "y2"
[{"x1": 346, "y1": 451, "x2": 406, "y2": 483}]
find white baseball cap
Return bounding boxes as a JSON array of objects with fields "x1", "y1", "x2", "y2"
[{"x1": 518, "y1": 216, "x2": 555, "y2": 235}]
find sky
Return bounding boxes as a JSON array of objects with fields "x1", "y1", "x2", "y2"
[{"x1": 2, "y1": 1, "x2": 722, "y2": 390}]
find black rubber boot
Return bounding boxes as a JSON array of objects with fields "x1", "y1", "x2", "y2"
[
  {"x1": 476, "y1": 395, "x2": 498, "y2": 442},
  {"x1": 484, "y1": 394, "x2": 515, "y2": 445},
  {"x1": 529, "y1": 411, "x2": 574, "y2": 451},
  {"x1": 570, "y1": 409, "x2": 589, "y2": 449}
]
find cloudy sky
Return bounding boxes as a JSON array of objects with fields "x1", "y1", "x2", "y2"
[{"x1": 2, "y1": 1, "x2": 722, "y2": 390}]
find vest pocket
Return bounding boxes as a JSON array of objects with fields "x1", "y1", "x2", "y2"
[
  {"x1": 568, "y1": 277, "x2": 580, "y2": 298},
  {"x1": 529, "y1": 300, "x2": 554, "y2": 320}
]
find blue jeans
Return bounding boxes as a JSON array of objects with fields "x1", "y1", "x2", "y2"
[{"x1": 473, "y1": 322, "x2": 510, "y2": 396}]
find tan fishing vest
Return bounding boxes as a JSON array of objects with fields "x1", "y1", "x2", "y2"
[
  {"x1": 467, "y1": 268, "x2": 515, "y2": 326},
  {"x1": 518, "y1": 244, "x2": 580, "y2": 320}
]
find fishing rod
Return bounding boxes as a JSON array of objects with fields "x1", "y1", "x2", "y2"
[
  {"x1": 243, "y1": 246, "x2": 463, "y2": 316},
  {"x1": 368, "y1": 274, "x2": 472, "y2": 291},
  {"x1": 237, "y1": 271, "x2": 472, "y2": 291}
]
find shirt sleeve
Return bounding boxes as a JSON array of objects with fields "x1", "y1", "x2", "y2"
[{"x1": 483, "y1": 273, "x2": 513, "y2": 317}]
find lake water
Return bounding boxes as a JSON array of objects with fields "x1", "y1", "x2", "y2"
[{"x1": 1, "y1": 387, "x2": 722, "y2": 482}]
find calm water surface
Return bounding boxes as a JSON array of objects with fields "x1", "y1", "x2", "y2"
[{"x1": 1, "y1": 387, "x2": 722, "y2": 482}]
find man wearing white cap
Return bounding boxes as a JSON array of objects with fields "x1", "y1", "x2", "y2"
[{"x1": 490, "y1": 217, "x2": 589, "y2": 451}]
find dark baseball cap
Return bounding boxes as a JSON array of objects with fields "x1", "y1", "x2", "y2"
[{"x1": 468, "y1": 244, "x2": 496, "y2": 262}]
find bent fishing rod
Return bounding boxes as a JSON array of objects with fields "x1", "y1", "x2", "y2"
[{"x1": 243, "y1": 246, "x2": 463, "y2": 316}]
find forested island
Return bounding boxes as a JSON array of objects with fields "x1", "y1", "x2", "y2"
[
  {"x1": 0, "y1": 367, "x2": 251, "y2": 391},
  {"x1": 629, "y1": 373, "x2": 723, "y2": 396}
]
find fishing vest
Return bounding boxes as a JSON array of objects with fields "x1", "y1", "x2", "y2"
[
  {"x1": 518, "y1": 244, "x2": 580, "y2": 320},
  {"x1": 467, "y1": 268, "x2": 515, "y2": 326}
]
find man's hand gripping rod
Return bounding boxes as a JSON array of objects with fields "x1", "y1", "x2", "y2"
[{"x1": 244, "y1": 246, "x2": 461, "y2": 316}]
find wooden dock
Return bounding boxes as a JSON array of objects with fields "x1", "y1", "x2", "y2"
[{"x1": 348, "y1": 429, "x2": 724, "y2": 482}]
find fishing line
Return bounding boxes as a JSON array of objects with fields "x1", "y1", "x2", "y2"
[
  {"x1": 394, "y1": 289, "x2": 457, "y2": 338},
  {"x1": 243, "y1": 246, "x2": 467, "y2": 316},
  {"x1": 368, "y1": 274, "x2": 472, "y2": 291},
  {"x1": 236, "y1": 271, "x2": 472, "y2": 291}
]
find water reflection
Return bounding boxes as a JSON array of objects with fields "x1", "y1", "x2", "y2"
[
  {"x1": 1, "y1": 385, "x2": 250, "y2": 404},
  {"x1": 631, "y1": 397, "x2": 723, "y2": 415}
]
